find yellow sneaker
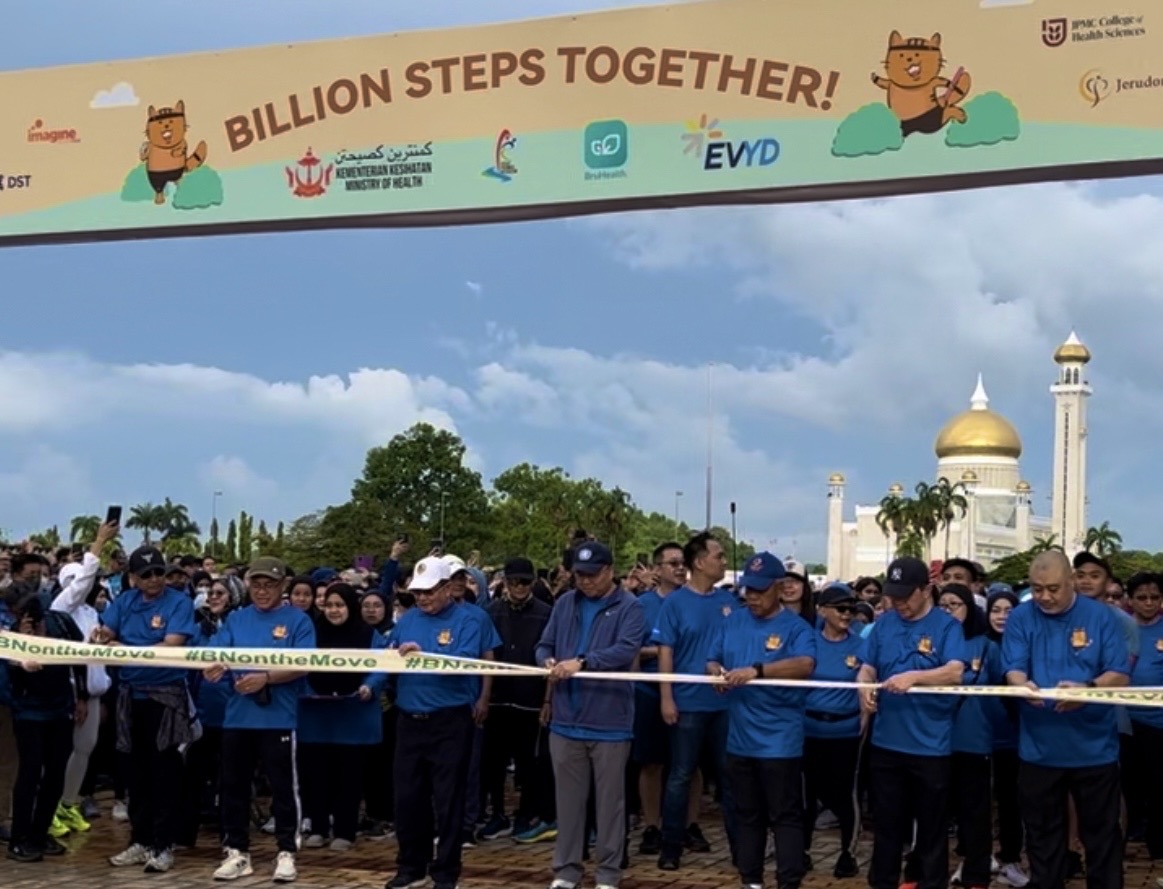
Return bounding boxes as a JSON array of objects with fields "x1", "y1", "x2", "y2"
[
  {"x1": 48, "y1": 815, "x2": 70, "y2": 838},
  {"x1": 56, "y1": 803, "x2": 91, "y2": 833}
]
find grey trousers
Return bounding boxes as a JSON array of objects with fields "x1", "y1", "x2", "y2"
[{"x1": 549, "y1": 733, "x2": 630, "y2": 888}]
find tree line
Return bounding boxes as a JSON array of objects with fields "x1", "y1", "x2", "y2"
[{"x1": 22, "y1": 423, "x2": 756, "y2": 574}]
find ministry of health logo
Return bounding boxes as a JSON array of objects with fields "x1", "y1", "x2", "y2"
[{"x1": 1042, "y1": 17, "x2": 1069, "y2": 47}]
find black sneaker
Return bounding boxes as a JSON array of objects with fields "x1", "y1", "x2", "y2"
[
  {"x1": 658, "y1": 850, "x2": 681, "y2": 870},
  {"x1": 6, "y1": 844, "x2": 43, "y2": 863},
  {"x1": 385, "y1": 875, "x2": 427, "y2": 889},
  {"x1": 684, "y1": 824, "x2": 711, "y2": 853},
  {"x1": 1066, "y1": 850, "x2": 1084, "y2": 879},
  {"x1": 639, "y1": 825, "x2": 662, "y2": 855},
  {"x1": 476, "y1": 815, "x2": 512, "y2": 842},
  {"x1": 834, "y1": 851, "x2": 859, "y2": 879},
  {"x1": 41, "y1": 837, "x2": 67, "y2": 857},
  {"x1": 460, "y1": 830, "x2": 477, "y2": 849}
]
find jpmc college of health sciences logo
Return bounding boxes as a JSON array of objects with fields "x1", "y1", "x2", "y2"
[
  {"x1": 1043, "y1": 13, "x2": 1147, "y2": 48},
  {"x1": 1042, "y1": 18, "x2": 1069, "y2": 47}
]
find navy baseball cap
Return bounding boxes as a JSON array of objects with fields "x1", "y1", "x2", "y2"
[
  {"x1": 818, "y1": 583, "x2": 857, "y2": 607},
  {"x1": 883, "y1": 557, "x2": 930, "y2": 599},
  {"x1": 572, "y1": 542, "x2": 613, "y2": 575},
  {"x1": 738, "y1": 552, "x2": 787, "y2": 591}
]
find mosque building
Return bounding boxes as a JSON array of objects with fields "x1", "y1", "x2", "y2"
[{"x1": 824, "y1": 332, "x2": 1092, "y2": 580}]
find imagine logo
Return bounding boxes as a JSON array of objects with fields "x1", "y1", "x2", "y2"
[{"x1": 583, "y1": 120, "x2": 628, "y2": 170}]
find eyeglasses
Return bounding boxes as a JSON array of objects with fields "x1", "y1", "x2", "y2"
[
  {"x1": 206, "y1": 588, "x2": 227, "y2": 598},
  {"x1": 940, "y1": 601, "x2": 967, "y2": 612},
  {"x1": 138, "y1": 568, "x2": 165, "y2": 580}
]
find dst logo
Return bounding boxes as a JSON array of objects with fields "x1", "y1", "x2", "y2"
[
  {"x1": 1042, "y1": 17, "x2": 1069, "y2": 47},
  {"x1": 0, "y1": 174, "x2": 32, "y2": 192}
]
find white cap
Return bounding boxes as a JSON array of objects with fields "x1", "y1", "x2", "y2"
[
  {"x1": 441, "y1": 554, "x2": 468, "y2": 576},
  {"x1": 409, "y1": 556, "x2": 452, "y2": 591}
]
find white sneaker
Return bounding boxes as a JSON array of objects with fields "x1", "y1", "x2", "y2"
[
  {"x1": 110, "y1": 843, "x2": 150, "y2": 867},
  {"x1": 329, "y1": 838, "x2": 353, "y2": 852},
  {"x1": 998, "y1": 863, "x2": 1030, "y2": 888},
  {"x1": 548, "y1": 881, "x2": 578, "y2": 889},
  {"x1": 303, "y1": 834, "x2": 326, "y2": 848},
  {"x1": 991, "y1": 856, "x2": 1001, "y2": 874},
  {"x1": 273, "y1": 851, "x2": 298, "y2": 883},
  {"x1": 262, "y1": 816, "x2": 276, "y2": 834},
  {"x1": 596, "y1": 884, "x2": 620, "y2": 889},
  {"x1": 112, "y1": 801, "x2": 130, "y2": 822},
  {"x1": 951, "y1": 862, "x2": 963, "y2": 885},
  {"x1": 214, "y1": 849, "x2": 254, "y2": 881},
  {"x1": 144, "y1": 849, "x2": 175, "y2": 873}
]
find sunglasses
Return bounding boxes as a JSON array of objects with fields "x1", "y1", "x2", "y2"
[
  {"x1": 138, "y1": 568, "x2": 166, "y2": 580},
  {"x1": 830, "y1": 604, "x2": 857, "y2": 615}
]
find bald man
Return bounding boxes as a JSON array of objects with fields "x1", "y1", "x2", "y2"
[{"x1": 1001, "y1": 551, "x2": 1130, "y2": 889}]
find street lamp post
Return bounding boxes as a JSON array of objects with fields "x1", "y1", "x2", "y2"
[
  {"x1": 674, "y1": 490, "x2": 684, "y2": 533},
  {"x1": 439, "y1": 491, "x2": 450, "y2": 543}
]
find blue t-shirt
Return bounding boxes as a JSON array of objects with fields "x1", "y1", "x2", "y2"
[
  {"x1": 861, "y1": 605, "x2": 966, "y2": 756},
  {"x1": 1001, "y1": 595, "x2": 1131, "y2": 768},
  {"x1": 553, "y1": 595, "x2": 630, "y2": 743},
  {"x1": 951, "y1": 635, "x2": 1003, "y2": 755},
  {"x1": 709, "y1": 607, "x2": 816, "y2": 759},
  {"x1": 454, "y1": 600, "x2": 502, "y2": 697},
  {"x1": 804, "y1": 629, "x2": 863, "y2": 739},
  {"x1": 101, "y1": 587, "x2": 197, "y2": 689},
  {"x1": 652, "y1": 585, "x2": 738, "y2": 712},
  {"x1": 635, "y1": 590, "x2": 667, "y2": 698},
  {"x1": 389, "y1": 601, "x2": 497, "y2": 713},
  {"x1": 1128, "y1": 618, "x2": 1163, "y2": 729},
  {"x1": 215, "y1": 604, "x2": 316, "y2": 731}
]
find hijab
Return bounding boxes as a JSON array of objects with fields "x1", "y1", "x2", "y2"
[
  {"x1": 942, "y1": 582, "x2": 988, "y2": 640},
  {"x1": 360, "y1": 589, "x2": 393, "y2": 634},
  {"x1": 985, "y1": 588, "x2": 1020, "y2": 645},
  {"x1": 309, "y1": 583, "x2": 374, "y2": 696}
]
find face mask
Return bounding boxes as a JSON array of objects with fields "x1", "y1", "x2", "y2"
[
  {"x1": 194, "y1": 592, "x2": 208, "y2": 610},
  {"x1": 195, "y1": 586, "x2": 211, "y2": 595}
]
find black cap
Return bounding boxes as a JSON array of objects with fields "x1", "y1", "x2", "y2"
[
  {"x1": 883, "y1": 557, "x2": 930, "y2": 599},
  {"x1": 818, "y1": 583, "x2": 858, "y2": 607},
  {"x1": 503, "y1": 557, "x2": 535, "y2": 581},
  {"x1": 1073, "y1": 551, "x2": 1112, "y2": 576},
  {"x1": 941, "y1": 557, "x2": 979, "y2": 581},
  {"x1": 128, "y1": 546, "x2": 166, "y2": 576},
  {"x1": 572, "y1": 542, "x2": 613, "y2": 575}
]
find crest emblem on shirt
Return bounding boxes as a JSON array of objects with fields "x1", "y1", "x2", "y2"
[
  {"x1": 437, "y1": 629, "x2": 452, "y2": 646},
  {"x1": 272, "y1": 625, "x2": 287, "y2": 640},
  {"x1": 917, "y1": 636, "x2": 933, "y2": 656},
  {"x1": 1071, "y1": 628, "x2": 1089, "y2": 650},
  {"x1": 845, "y1": 654, "x2": 859, "y2": 669},
  {"x1": 721, "y1": 606, "x2": 732, "y2": 617},
  {"x1": 971, "y1": 657, "x2": 982, "y2": 672},
  {"x1": 1156, "y1": 638, "x2": 1163, "y2": 653},
  {"x1": 150, "y1": 615, "x2": 165, "y2": 630},
  {"x1": 765, "y1": 634, "x2": 782, "y2": 651}
]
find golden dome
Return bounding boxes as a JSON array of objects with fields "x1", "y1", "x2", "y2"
[
  {"x1": 1016, "y1": 480, "x2": 1031, "y2": 493},
  {"x1": 1053, "y1": 330, "x2": 1091, "y2": 365},
  {"x1": 828, "y1": 472, "x2": 846, "y2": 484},
  {"x1": 888, "y1": 482, "x2": 904, "y2": 495},
  {"x1": 934, "y1": 374, "x2": 1022, "y2": 460}
]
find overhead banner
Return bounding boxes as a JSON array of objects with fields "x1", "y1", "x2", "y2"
[{"x1": 0, "y1": 0, "x2": 1160, "y2": 246}]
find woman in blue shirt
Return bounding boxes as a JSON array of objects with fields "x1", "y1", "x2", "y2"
[
  {"x1": 802, "y1": 584, "x2": 863, "y2": 879},
  {"x1": 299, "y1": 584, "x2": 388, "y2": 851},
  {"x1": 939, "y1": 583, "x2": 998, "y2": 889},
  {"x1": 1127, "y1": 572, "x2": 1163, "y2": 860},
  {"x1": 985, "y1": 588, "x2": 1028, "y2": 888}
]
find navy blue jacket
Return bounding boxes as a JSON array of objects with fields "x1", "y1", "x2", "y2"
[{"x1": 535, "y1": 587, "x2": 644, "y2": 734}]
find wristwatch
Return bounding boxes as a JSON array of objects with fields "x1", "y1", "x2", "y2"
[
  {"x1": 1086, "y1": 680, "x2": 1097, "y2": 688},
  {"x1": 752, "y1": 661, "x2": 765, "y2": 678},
  {"x1": 578, "y1": 655, "x2": 588, "y2": 669}
]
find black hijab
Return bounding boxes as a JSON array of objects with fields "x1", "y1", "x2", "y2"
[
  {"x1": 309, "y1": 583, "x2": 374, "y2": 696},
  {"x1": 985, "y1": 588, "x2": 1020, "y2": 644},
  {"x1": 360, "y1": 589, "x2": 394, "y2": 634},
  {"x1": 941, "y1": 582, "x2": 988, "y2": 640}
]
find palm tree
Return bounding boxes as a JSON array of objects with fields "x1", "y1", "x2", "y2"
[
  {"x1": 1084, "y1": 521, "x2": 1123, "y2": 557},
  {"x1": 876, "y1": 493, "x2": 910, "y2": 556},
  {"x1": 909, "y1": 482, "x2": 942, "y2": 558},
  {"x1": 895, "y1": 527, "x2": 928, "y2": 559},
  {"x1": 932, "y1": 477, "x2": 969, "y2": 559},
  {"x1": 28, "y1": 526, "x2": 61, "y2": 550},
  {"x1": 1030, "y1": 534, "x2": 1061, "y2": 554},
  {"x1": 126, "y1": 502, "x2": 167, "y2": 545},
  {"x1": 69, "y1": 514, "x2": 102, "y2": 544}
]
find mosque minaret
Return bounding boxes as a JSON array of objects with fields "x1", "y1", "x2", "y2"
[{"x1": 824, "y1": 333, "x2": 1092, "y2": 578}]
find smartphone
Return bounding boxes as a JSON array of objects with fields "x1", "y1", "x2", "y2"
[
  {"x1": 636, "y1": 551, "x2": 649, "y2": 567},
  {"x1": 396, "y1": 532, "x2": 410, "y2": 544},
  {"x1": 71, "y1": 543, "x2": 84, "y2": 557},
  {"x1": 105, "y1": 505, "x2": 122, "y2": 526},
  {"x1": 430, "y1": 538, "x2": 444, "y2": 555}
]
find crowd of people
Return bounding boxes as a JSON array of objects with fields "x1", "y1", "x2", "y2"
[{"x1": 0, "y1": 520, "x2": 1159, "y2": 889}]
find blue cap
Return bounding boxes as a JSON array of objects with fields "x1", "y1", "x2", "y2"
[
  {"x1": 573, "y1": 541, "x2": 613, "y2": 575},
  {"x1": 738, "y1": 552, "x2": 787, "y2": 591}
]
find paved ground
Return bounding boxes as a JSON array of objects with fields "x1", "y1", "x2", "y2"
[{"x1": 0, "y1": 792, "x2": 1160, "y2": 889}]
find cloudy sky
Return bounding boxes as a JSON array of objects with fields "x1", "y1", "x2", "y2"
[{"x1": 2, "y1": 0, "x2": 1160, "y2": 561}]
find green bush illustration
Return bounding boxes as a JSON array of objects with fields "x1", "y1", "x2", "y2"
[
  {"x1": 119, "y1": 164, "x2": 224, "y2": 209},
  {"x1": 945, "y1": 92, "x2": 1021, "y2": 147},
  {"x1": 831, "y1": 103, "x2": 905, "y2": 157}
]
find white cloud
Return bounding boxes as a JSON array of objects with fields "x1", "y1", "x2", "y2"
[
  {"x1": 465, "y1": 280, "x2": 483, "y2": 297},
  {"x1": 199, "y1": 456, "x2": 279, "y2": 502},
  {"x1": 89, "y1": 82, "x2": 139, "y2": 109}
]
